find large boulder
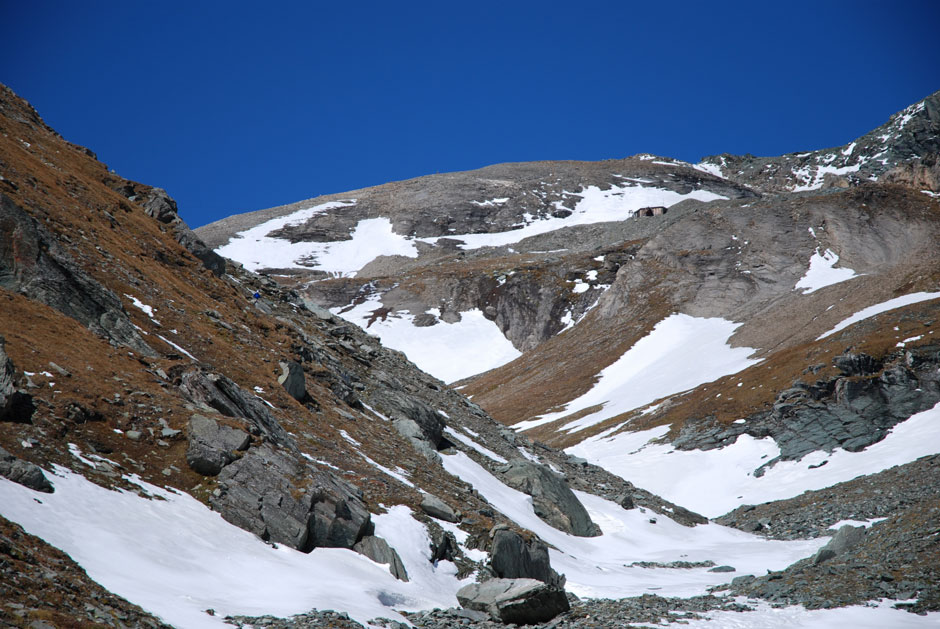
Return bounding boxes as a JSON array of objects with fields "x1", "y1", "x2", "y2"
[
  {"x1": 211, "y1": 444, "x2": 373, "y2": 552},
  {"x1": 456, "y1": 578, "x2": 569, "y2": 624},
  {"x1": 0, "y1": 337, "x2": 33, "y2": 423},
  {"x1": 420, "y1": 493, "x2": 459, "y2": 523},
  {"x1": 0, "y1": 193, "x2": 155, "y2": 356},
  {"x1": 490, "y1": 529, "x2": 563, "y2": 586},
  {"x1": 500, "y1": 461, "x2": 600, "y2": 537},
  {"x1": 0, "y1": 446, "x2": 53, "y2": 493},
  {"x1": 354, "y1": 535, "x2": 408, "y2": 581},
  {"x1": 277, "y1": 361, "x2": 309, "y2": 403},
  {"x1": 812, "y1": 524, "x2": 867, "y2": 565},
  {"x1": 185, "y1": 414, "x2": 250, "y2": 476},
  {"x1": 375, "y1": 390, "x2": 445, "y2": 447}
]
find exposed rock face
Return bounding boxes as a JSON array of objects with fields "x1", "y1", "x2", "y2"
[
  {"x1": 0, "y1": 337, "x2": 33, "y2": 424},
  {"x1": 112, "y1": 183, "x2": 226, "y2": 276},
  {"x1": 354, "y1": 535, "x2": 409, "y2": 581},
  {"x1": 0, "y1": 446, "x2": 53, "y2": 493},
  {"x1": 490, "y1": 528, "x2": 562, "y2": 586},
  {"x1": 210, "y1": 444, "x2": 373, "y2": 552},
  {"x1": 883, "y1": 153, "x2": 940, "y2": 191},
  {"x1": 456, "y1": 578, "x2": 570, "y2": 624},
  {"x1": 0, "y1": 193, "x2": 155, "y2": 356},
  {"x1": 700, "y1": 91, "x2": 940, "y2": 194},
  {"x1": 185, "y1": 414, "x2": 250, "y2": 476},
  {"x1": 500, "y1": 461, "x2": 600, "y2": 537},
  {"x1": 673, "y1": 346, "x2": 940, "y2": 472},
  {"x1": 177, "y1": 369, "x2": 291, "y2": 444}
]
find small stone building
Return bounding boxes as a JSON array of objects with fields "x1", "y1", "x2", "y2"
[{"x1": 636, "y1": 206, "x2": 667, "y2": 217}]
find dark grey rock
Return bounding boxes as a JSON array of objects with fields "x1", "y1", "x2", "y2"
[
  {"x1": 0, "y1": 193, "x2": 155, "y2": 356},
  {"x1": 0, "y1": 446, "x2": 53, "y2": 493},
  {"x1": 375, "y1": 390, "x2": 445, "y2": 447},
  {"x1": 812, "y1": 525, "x2": 867, "y2": 565},
  {"x1": 0, "y1": 337, "x2": 34, "y2": 423},
  {"x1": 456, "y1": 578, "x2": 569, "y2": 624},
  {"x1": 708, "y1": 565, "x2": 736, "y2": 573},
  {"x1": 490, "y1": 529, "x2": 563, "y2": 586},
  {"x1": 185, "y1": 414, "x2": 250, "y2": 476},
  {"x1": 500, "y1": 461, "x2": 600, "y2": 537},
  {"x1": 178, "y1": 369, "x2": 290, "y2": 444},
  {"x1": 211, "y1": 444, "x2": 372, "y2": 552},
  {"x1": 277, "y1": 361, "x2": 309, "y2": 403},
  {"x1": 354, "y1": 535, "x2": 408, "y2": 581},
  {"x1": 420, "y1": 493, "x2": 459, "y2": 523}
]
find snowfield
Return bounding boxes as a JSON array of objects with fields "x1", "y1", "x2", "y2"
[
  {"x1": 441, "y1": 451, "x2": 826, "y2": 599},
  {"x1": 0, "y1": 466, "x2": 469, "y2": 628},
  {"x1": 566, "y1": 400, "x2": 940, "y2": 518},
  {"x1": 514, "y1": 314, "x2": 761, "y2": 432},
  {"x1": 333, "y1": 295, "x2": 520, "y2": 383}
]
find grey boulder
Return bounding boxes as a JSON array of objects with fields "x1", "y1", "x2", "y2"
[
  {"x1": 0, "y1": 446, "x2": 53, "y2": 493},
  {"x1": 211, "y1": 444, "x2": 372, "y2": 552},
  {"x1": 420, "y1": 493, "x2": 459, "y2": 523},
  {"x1": 0, "y1": 336, "x2": 34, "y2": 423},
  {"x1": 490, "y1": 529, "x2": 563, "y2": 586},
  {"x1": 500, "y1": 461, "x2": 600, "y2": 537},
  {"x1": 185, "y1": 414, "x2": 250, "y2": 476},
  {"x1": 354, "y1": 535, "x2": 409, "y2": 581},
  {"x1": 456, "y1": 578, "x2": 569, "y2": 624},
  {"x1": 812, "y1": 524, "x2": 867, "y2": 565},
  {"x1": 277, "y1": 361, "x2": 309, "y2": 403}
]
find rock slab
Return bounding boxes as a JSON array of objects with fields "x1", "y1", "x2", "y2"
[{"x1": 456, "y1": 578, "x2": 569, "y2": 624}]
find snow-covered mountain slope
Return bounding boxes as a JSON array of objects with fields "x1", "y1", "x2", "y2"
[{"x1": 3, "y1": 80, "x2": 940, "y2": 629}]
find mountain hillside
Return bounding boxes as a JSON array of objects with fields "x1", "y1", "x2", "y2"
[{"x1": 2, "y1": 82, "x2": 940, "y2": 628}]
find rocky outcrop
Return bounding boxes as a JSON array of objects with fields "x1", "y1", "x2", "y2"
[
  {"x1": 210, "y1": 444, "x2": 373, "y2": 553},
  {"x1": 0, "y1": 337, "x2": 33, "y2": 424},
  {"x1": 0, "y1": 193, "x2": 155, "y2": 356},
  {"x1": 177, "y1": 369, "x2": 290, "y2": 445},
  {"x1": 185, "y1": 414, "x2": 250, "y2": 476},
  {"x1": 673, "y1": 346, "x2": 940, "y2": 473},
  {"x1": 499, "y1": 461, "x2": 600, "y2": 537},
  {"x1": 354, "y1": 535, "x2": 408, "y2": 581},
  {"x1": 490, "y1": 528, "x2": 563, "y2": 586},
  {"x1": 456, "y1": 578, "x2": 569, "y2": 624},
  {"x1": 112, "y1": 183, "x2": 226, "y2": 276},
  {"x1": 0, "y1": 446, "x2": 53, "y2": 493}
]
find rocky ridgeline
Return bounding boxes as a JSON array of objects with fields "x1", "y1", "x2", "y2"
[{"x1": 700, "y1": 91, "x2": 940, "y2": 194}]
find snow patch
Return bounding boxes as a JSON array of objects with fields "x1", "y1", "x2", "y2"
[
  {"x1": 334, "y1": 295, "x2": 520, "y2": 383},
  {"x1": 515, "y1": 314, "x2": 760, "y2": 433},
  {"x1": 567, "y1": 400, "x2": 940, "y2": 518},
  {"x1": 794, "y1": 249, "x2": 859, "y2": 293},
  {"x1": 818, "y1": 292, "x2": 940, "y2": 339}
]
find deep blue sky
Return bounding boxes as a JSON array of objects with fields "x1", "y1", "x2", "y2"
[{"x1": 2, "y1": 2, "x2": 938, "y2": 228}]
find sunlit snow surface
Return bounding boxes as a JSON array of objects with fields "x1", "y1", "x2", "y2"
[
  {"x1": 333, "y1": 295, "x2": 520, "y2": 383},
  {"x1": 216, "y1": 201, "x2": 418, "y2": 275},
  {"x1": 215, "y1": 184, "x2": 727, "y2": 275},
  {"x1": 817, "y1": 291, "x2": 940, "y2": 339},
  {"x1": 567, "y1": 400, "x2": 940, "y2": 518},
  {"x1": 441, "y1": 452, "x2": 824, "y2": 599},
  {"x1": 418, "y1": 183, "x2": 726, "y2": 251},
  {"x1": 514, "y1": 314, "x2": 761, "y2": 432},
  {"x1": 794, "y1": 249, "x2": 859, "y2": 293},
  {"x1": 0, "y1": 468, "x2": 468, "y2": 628}
]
